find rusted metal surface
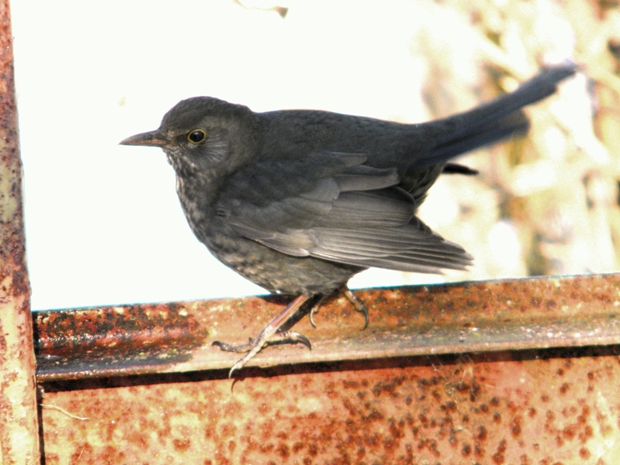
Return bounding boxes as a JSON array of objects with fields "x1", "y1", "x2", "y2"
[
  {"x1": 36, "y1": 273, "x2": 620, "y2": 462},
  {"x1": 40, "y1": 346, "x2": 620, "y2": 464},
  {"x1": 35, "y1": 303, "x2": 209, "y2": 379},
  {"x1": 0, "y1": 1, "x2": 40, "y2": 464},
  {"x1": 35, "y1": 273, "x2": 620, "y2": 380}
]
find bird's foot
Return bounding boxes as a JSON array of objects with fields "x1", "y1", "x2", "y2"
[
  {"x1": 213, "y1": 330, "x2": 311, "y2": 354},
  {"x1": 212, "y1": 294, "x2": 311, "y2": 377},
  {"x1": 309, "y1": 285, "x2": 369, "y2": 330},
  {"x1": 214, "y1": 329, "x2": 311, "y2": 378}
]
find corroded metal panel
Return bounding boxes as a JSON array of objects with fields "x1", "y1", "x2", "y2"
[
  {"x1": 0, "y1": 1, "x2": 40, "y2": 463},
  {"x1": 35, "y1": 274, "x2": 620, "y2": 463},
  {"x1": 40, "y1": 347, "x2": 620, "y2": 464}
]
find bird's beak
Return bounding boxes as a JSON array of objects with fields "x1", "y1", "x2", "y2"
[{"x1": 120, "y1": 130, "x2": 169, "y2": 148}]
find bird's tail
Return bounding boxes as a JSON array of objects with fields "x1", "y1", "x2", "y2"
[{"x1": 414, "y1": 63, "x2": 577, "y2": 169}]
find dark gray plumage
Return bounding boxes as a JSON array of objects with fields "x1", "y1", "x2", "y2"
[{"x1": 121, "y1": 64, "x2": 576, "y2": 374}]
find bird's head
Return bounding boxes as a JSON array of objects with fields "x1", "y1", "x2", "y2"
[{"x1": 120, "y1": 97, "x2": 259, "y2": 178}]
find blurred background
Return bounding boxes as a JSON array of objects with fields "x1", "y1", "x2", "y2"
[{"x1": 10, "y1": 0, "x2": 620, "y2": 311}]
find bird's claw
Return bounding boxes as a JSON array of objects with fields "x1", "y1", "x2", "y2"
[
  {"x1": 217, "y1": 329, "x2": 312, "y2": 378},
  {"x1": 283, "y1": 331, "x2": 312, "y2": 350},
  {"x1": 309, "y1": 307, "x2": 318, "y2": 328},
  {"x1": 309, "y1": 295, "x2": 329, "y2": 328},
  {"x1": 343, "y1": 288, "x2": 369, "y2": 330}
]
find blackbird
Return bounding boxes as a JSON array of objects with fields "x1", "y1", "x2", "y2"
[{"x1": 121, "y1": 64, "x2": 576, "y2": 376}]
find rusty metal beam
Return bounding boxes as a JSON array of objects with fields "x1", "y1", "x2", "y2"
[
  {"x1": 0, "y1": 1, "x2": 40, "y2": 463},
  {"x1": 35, "y1": 273, "x2": 620, "y2": 380}
]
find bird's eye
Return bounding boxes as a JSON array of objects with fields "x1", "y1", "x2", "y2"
[{"x1": 187, "y1": 129, "x2": 207, "y2": 144}]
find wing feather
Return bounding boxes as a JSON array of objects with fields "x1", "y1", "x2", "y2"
[{"x1": 222, "y1": 150, "x2": 472, "y2": 273}]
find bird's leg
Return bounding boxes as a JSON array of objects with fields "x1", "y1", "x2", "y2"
[
  {"x1": 309, "y1": 285, "x2": 369, "y2": 330},
  {"x1": 342, "y1": 287, "x2": 369, "y2": 330},
  {"x1": 212, "y1": 294, "x2": 312, "y2": 377}
]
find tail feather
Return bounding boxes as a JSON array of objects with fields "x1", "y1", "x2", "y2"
[{"x1": 415, "y1": 63, "x2": 576, "y2": 169}]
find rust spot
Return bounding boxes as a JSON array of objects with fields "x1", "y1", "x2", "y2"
[
  {"x1": 172, "y1": 438, "x2": 191, "y2": 452},
  {"x1": 416, "y1": 438, "x2": 440, "y2": 457},
  {"x1": 442, "y1": 401, "x2": 457, "y2": 412},
  {"x1": 579, "y1": 447, "x2": 591, "y2": 459},
  {"x1": 476, "y1": 425, "x2": 488, "y2": 441},
  {"x1": 449, "y1": 430, "x2": 458, "y2": 445},
  {"x1": 511, "y1": 415, "x2": 523, "y2": 437},
  {"x1": 470, "y1": 382, "x2": 481, "y2": 401},
  {"x1": 462, "y1": 443, "x2": 472, "y2": 457},
  {"x1": 492, "y1": 438, "x2": 507, "y2": 464},
  {"x1": 578, "y1": 425, "x2": 594, "y2": 443},
  {"x1": 562, "y1": 423, "x2": 577, "y2": 440},
  {"x1": 258, "y1": 402, "x2": 270, "y2": 415},
  {"x1": 493, "y1": 412, "x2": 502, "y2": 423},
  {"x1": 371, "y1": 376, "x2": 405, "y2": 397},
  {"x1": 474, "y1": 441, "x2": 484, "y2": 458},
  {"x1": 528, "y1": 407, "x2": 537, "y2": 417},
  {"x1": 364, "y1": 409, "x2": 384, "y2": 423},
  {"x1": 545, "y1": 299, "x2": 557, "y2": 309},
  {"x1": 342, "y1": 398, "x2": 357, "y2": 417},
  {"x1": 307, "y1": 443, "x2": 318, "y2": 457},
  {"x1": 276, "y1": 442, "x2": 290, "y2": 459},
  {"x1": 559, "y1": 382, "x2": 570, "y2": 394},
  {"x1": 541, "y1": 394, "x2": 550, "y2": 402},
  {"x1": 71, "y1": 443, "x2": 93, "y2": 462},
  {"x1": 325, "y1": 382, "x2": 337, "y2": 398},
  {"x1": 342, "y1": 379, "x2": 359, "y2": 389}
]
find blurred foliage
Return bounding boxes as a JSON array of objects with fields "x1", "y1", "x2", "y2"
[{"x1": 411, "y1": 0, "x2": 620, "y2": 281}]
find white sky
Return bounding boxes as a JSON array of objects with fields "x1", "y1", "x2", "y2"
[{"x1": 12, "y1": 1, "x2": 472, "y2": 310}]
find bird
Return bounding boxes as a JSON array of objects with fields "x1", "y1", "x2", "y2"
[{"x1": 121, "y1": 64, "x2": 576, "y2": 376}]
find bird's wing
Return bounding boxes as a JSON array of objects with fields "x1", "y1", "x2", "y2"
[{"x1": 221, "y1": 151, "x2": 471, "y2": 273}]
